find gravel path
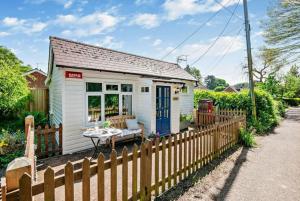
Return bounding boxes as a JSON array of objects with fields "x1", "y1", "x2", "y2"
[{"x1": 173, "y1": 107, "x2": 300, "y2": 201}]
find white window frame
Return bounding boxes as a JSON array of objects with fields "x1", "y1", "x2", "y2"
[{"x1": 85, "y1": 81, "x2": 134, "y2": 126}]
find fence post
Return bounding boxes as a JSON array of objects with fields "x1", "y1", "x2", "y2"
[
  {"x1": 59, "y1": 123, "x2": 63, "y2": 155},
  {"x1": 19, "y1": 173, "x2": 32, "y2": 201},
  {"x1": 1, "y1": 177, "x2": 7, "y2": 201}
]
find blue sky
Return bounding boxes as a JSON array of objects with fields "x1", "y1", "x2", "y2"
[{"x1": 0, "y1": 0, "x2": 271, "y2": 84}]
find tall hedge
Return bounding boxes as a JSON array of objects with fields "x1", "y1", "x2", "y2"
[{"x1": 194, "y1": 89, "x2": 284, "y2": 134}]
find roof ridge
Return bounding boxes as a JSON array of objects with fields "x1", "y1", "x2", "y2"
[{"x1": 49, "y1": 36, "x2": 178, "y2": 66}]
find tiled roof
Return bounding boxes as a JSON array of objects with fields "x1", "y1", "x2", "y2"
[{"x1": 50, "y1": 36, "x2": 196, "y2": 81}]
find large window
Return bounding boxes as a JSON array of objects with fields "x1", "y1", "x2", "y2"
[
  {"x1": 87, "y1": 96, "x2": 101, "y2": 122},
  {"x1": 105, "y1": 94, "x2": 119, "y2": 118},
  {"x1": 122, "y1": 95, "x2": 132, "y2": 115}
]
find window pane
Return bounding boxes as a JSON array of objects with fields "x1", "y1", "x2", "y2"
[
  {"x1": 105, "y1": 94, "x2": 119, "y2": 118},
  {"x1": 121, "y1": 84, "x2": 133, "y2": 92},
  {"x1": 86, "y1": 83, "x2": 102, "y2": 92},
  {"x1": 88, "y1": 96, "x2": 101, "y2": 122},
  {"x1": 106, "y1": 84, "x2": 118, "y2": 91},
  {"x1": 122, "y1": 95, "x2": 132, "y2": 115}
]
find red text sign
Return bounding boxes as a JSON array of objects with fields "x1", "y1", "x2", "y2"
[{"x1": 65, "y1": 71, "x2": 82, "y2": 79}]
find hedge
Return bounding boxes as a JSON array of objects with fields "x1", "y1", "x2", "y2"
[
  {"x1": 283, "y1": 98, "x2": 300, "y2": 106},
  {"x1": 194, "y1": 89, "x2": 284, "y2": 134}
]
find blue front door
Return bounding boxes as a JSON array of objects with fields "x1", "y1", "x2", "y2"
[{"x1": 156, "y1": 86, "x2": 171, "y2": 136}]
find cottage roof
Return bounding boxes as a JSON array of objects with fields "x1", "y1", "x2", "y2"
[
  {"x1": 23, "y1": 68, "x2": 47, "y2": 76},
  {"x1": 50, "y1": 36, "x2": 196, "y2": 81}
]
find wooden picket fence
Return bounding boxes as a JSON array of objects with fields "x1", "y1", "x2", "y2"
[
  {"x1": 35, "y1": 124, "x2": 63, "y2": 158},
  {"x1": 2, "y1": 113, "x2": 245, "y2": 201}
]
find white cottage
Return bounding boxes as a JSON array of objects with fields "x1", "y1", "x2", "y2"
[{"x1": 46, "y1": 37, "x2": 196, "y2": 154}]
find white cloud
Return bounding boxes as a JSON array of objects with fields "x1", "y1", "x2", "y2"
[
  {"x1": 58, "y1": 11, "x2": 120, "y2": 37},
  {"x1": 163, "y1": 0, "x2": 240, "y2": 21},
  {"x1": 152, "y1": 39, "x2": 162, "y2": 47},
  {"x1": 30, "y1": 22, "x2": 47, "y2": 32},
  {"x1": 0, "y1": 32, "x2": 10, "y2": 37},
  {"x1": 129, "y1": 13, "x2": 160, "y2": 29},
  {"x1": 135, "y1": 0, "x2": 153, "y2": 5},
  {"x1": 94, "y1": 36, "x2": 123, "y2": 49},
  {"x1": 64, "y1": 0, "x2": 73, "y2": 8},
  {"x1": 2, "y1": 17, "x2": 26, "y2": 26}
]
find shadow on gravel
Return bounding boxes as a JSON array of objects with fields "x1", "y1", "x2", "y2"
[{"x1": 155, "y1": 146, "x2": 249, "y2": 201}]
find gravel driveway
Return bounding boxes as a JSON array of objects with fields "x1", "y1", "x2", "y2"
[{"x1": 172, "y1": 107, "x2": 300, "y2": 201}]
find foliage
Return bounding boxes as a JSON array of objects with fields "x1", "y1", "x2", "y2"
[
  {"x1": 194, "y1": 89, "x2": 282, "y2": 134},
  {"x1": 283, "y1": 98, "x2": 300, "y2": 106},
  {"x1": 283, "y1": 65, "x2": 300, "y2": 98},
  {"x1": 0, "y1": 149, "x2": 24, "y2": 169},
  {"x1": 18, "y1": 111, "x2": 48, "y2": 128},
  {"x1": 256, "y1": 75, "x2": 284, "y2": 99},
  {"x1": 184, "y1": 65, "x2": 202, "y2": 83},
  {"x1": 214, "y1": 86, "x2": 225, "y2": 92},
  {"x1": 180, "y1": 113, "x2": 193, "y2": 122},
  {"x1": 239, "y1": 128, "x2": 256, "y2": 147},
  {"x1": 102, "y1": 120, "x2": 111, "y2": 128},
  {"x1": 0, "y1": 61, "x2": 30, "y2": 118},
  {"x1": 262, "y1": 1, "x2": 300, "y2": 62},
  {"x1": 204, "y1": 75, "x2": 229, "y2": 90}
]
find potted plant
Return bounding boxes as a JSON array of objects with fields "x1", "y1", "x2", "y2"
[{"x1": 180, "y1": 113, "x2": 193, "y2": 130}]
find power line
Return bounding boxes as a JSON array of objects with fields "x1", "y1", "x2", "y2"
[
  {"x1": 208, "y1": 27, "x2": 243, "y2": 72},
  {"x1": 213, "y1": 0, "x2": 243, "y2": 21},
  {"x1": 190, "y1": 0, "x2": 241, "y2": 66},
  {"x1": 160, "y1": 0, "x2": 237, "y2": 60}
]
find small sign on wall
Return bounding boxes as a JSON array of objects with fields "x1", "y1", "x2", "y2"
[
  {"x1": 65, "y1": 71, "x2": 82, "y2": 79},
  {"x1": 173, "y1": 97, "x2": 179, "y2": 101}
]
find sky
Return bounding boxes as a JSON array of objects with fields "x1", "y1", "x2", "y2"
[{"x1": 0, "y1": 0, "x2": 272, "y2": 84}]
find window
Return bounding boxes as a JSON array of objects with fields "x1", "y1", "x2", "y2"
[
  {"x1": 121, "y1": 84, "x2": 133, "y2": 92},
  {"x1": 122, "y1": 95, "x2": 132, "y2": 115},
  {"x1": 87, "y1": 96, "x2": 101, "y2": 122},
  {"x1": 106, "y1": 84, "x2": 118, "y2": 91},
  {"x1": 181, "y1": 86, "x2": 188, "y2": 94},
  {"x1": 141, "y1": 87, "x2": 149, "y2": 93},
  {"x1": 105, "y1": 94, "x2": 119, "y2": 118},
  {"x1": 86, "y1": 82, "x2": 102, "y2": 92}
]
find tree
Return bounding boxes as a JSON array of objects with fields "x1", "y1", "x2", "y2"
[
  {"x1": 283, "y1": 65, "x2": 300, "y2": 98},
  {"x1": 214, "y1": 86, "x2": 226, "y2": 92},
  {"x1": 0, "y1": 46, "x2": 31, "y2": 73},
  {"x1": 204, "y1": 75, "x2": 229, "y2": 90},
  {"x1": 253, "y1": 47, "x2": 285, "y2": 82},
  {"x1": 0, "y1": 47, "x2": 30, "y2": 118},
  {"x1": 263, "y1": 1, "x2": 300, "y2": 62},
  {"x1": 184, "y1": 65, "x2": 202, "y2": 83}
]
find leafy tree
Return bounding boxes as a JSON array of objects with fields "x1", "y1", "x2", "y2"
[
  {"x1": 283, "y1": 65, "x2": 300, "y2": 98},
  {"x1": 0, "y1": 47, "x2": 30, "y2": 118},
  {"x1": 184, "y1": 65, "x2": 202, "y2": 83},
  {"x1": 256, "y1": 75, "x2": 284, "y2": 99},
  {"x1": 263, "y1": 1, "x2": 300, "y2": 62},
  {"x1": 204, "y1": 75, "x2": 229, "y2": 90},
  {"x1": 0, "y1": 46, "x2": 31, "y2": 73}
]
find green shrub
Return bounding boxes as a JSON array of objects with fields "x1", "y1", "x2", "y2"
[
  {"x1": 194, "y1": 89, "x2": 282, "y2": 134},
  {"x1": 239, "y1": 128, "x2": 255, "y2": 147},
  {"x1": 18, "y1": 111, "x2": 48, "y2": 128},
  {"x1": 180, "y1": 114, "x2": 193, "y2": 122},
  {"x1": 283, "y1": 98, "x2": 300, "y2": 106}
]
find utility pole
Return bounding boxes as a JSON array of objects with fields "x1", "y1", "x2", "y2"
[{"x1": 243, "y1": 0, "x2": 257, "y2": 120}]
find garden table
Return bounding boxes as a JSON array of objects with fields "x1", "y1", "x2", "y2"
[{"x1": 82, "y1": 128, "x2": 122, "y2": 159}]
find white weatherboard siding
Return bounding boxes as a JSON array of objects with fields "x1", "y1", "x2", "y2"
[
  {"x1": 179, "y1": 82, "x2": 194, "y2": 115},
  {"x1": 49, "y1": 66, "x2": 63, "y2": 126}
]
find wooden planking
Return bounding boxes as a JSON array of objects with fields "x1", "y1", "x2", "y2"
[
  {"x1": 65, "y1": 162, "x2": 74, "y2": 201},
  {"x1": 192, "y1": 131, "x2": 196, "y2": 172},
  {"x1": 161, "y1": 138, "x2": 166, "y2": 192},
  {"x1": 188, "y1": 131, "x2": 192, "y2": 175},
  {"x1": 111, "y1": 150, "x2": 117, "y2": 201},
  {"x1": 122, "y1": 147, "x2": 128, "y2": 201},
  {"x1": 1, "y1": 177, "x2": 7, "y2": 201},
  {"x1": 59, "y1": 123, "x2": 63, "y2": 154},
  {"x1": 97, "y1": 154, "x2": 105, "y2": 201},
  {"x1": 19, "y1": 173, "x2": 32, "y2": 201},
  {"x1": 146, "y1": 141, "x2": 152, "y2": 201},
  {"x1": 132, "y1": 144, "x2": 138, "y2": 201},
  {"x1": 45, "y1": 124, "x2": 49, "y2": 158},
  {"x1": 178, "y1": 133, "x2": 182, "y2": 181},
  {"x1": 37, "y1": 126, "x2": 42, "y2": 156},
  {"x1": 140, "y1": 143, "x2": 146, "y2": 200},
  {"x1": 168, "y1": 136, "x2": 172, "y2": 188},
  {"x1": 44, "y1": 167, "x2": 55, "y2": 201},
  {"x1": 82, "y1": 158, "x2": 90, "y2": 201},
  {"x1": 173, "y1": 134, "x2": 178, "y2": 185},
  {"x1": 51, "y1": 125, "x2": 56, "y2": 155},
  {"x1": 183, "y1": 132, "x2": 187, "y2": 178},
  {"x1": 155, "y1": 138, "x2": 159, "y2": 196}
]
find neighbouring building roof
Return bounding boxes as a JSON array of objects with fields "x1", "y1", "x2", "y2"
[
  {"x1": 23, "y1": 68, "x2": 48, "y2": 89},
  {"x1": 223, "y1": 86, "x2": 238, "y2": 93},
  {"x1": 49, "y1": 36, "x2": 196, "y2": 81}
]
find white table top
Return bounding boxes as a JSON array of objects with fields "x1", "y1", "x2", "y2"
[{"x1": 82, "y1": 128, "x2": 122, "y2": 139}]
